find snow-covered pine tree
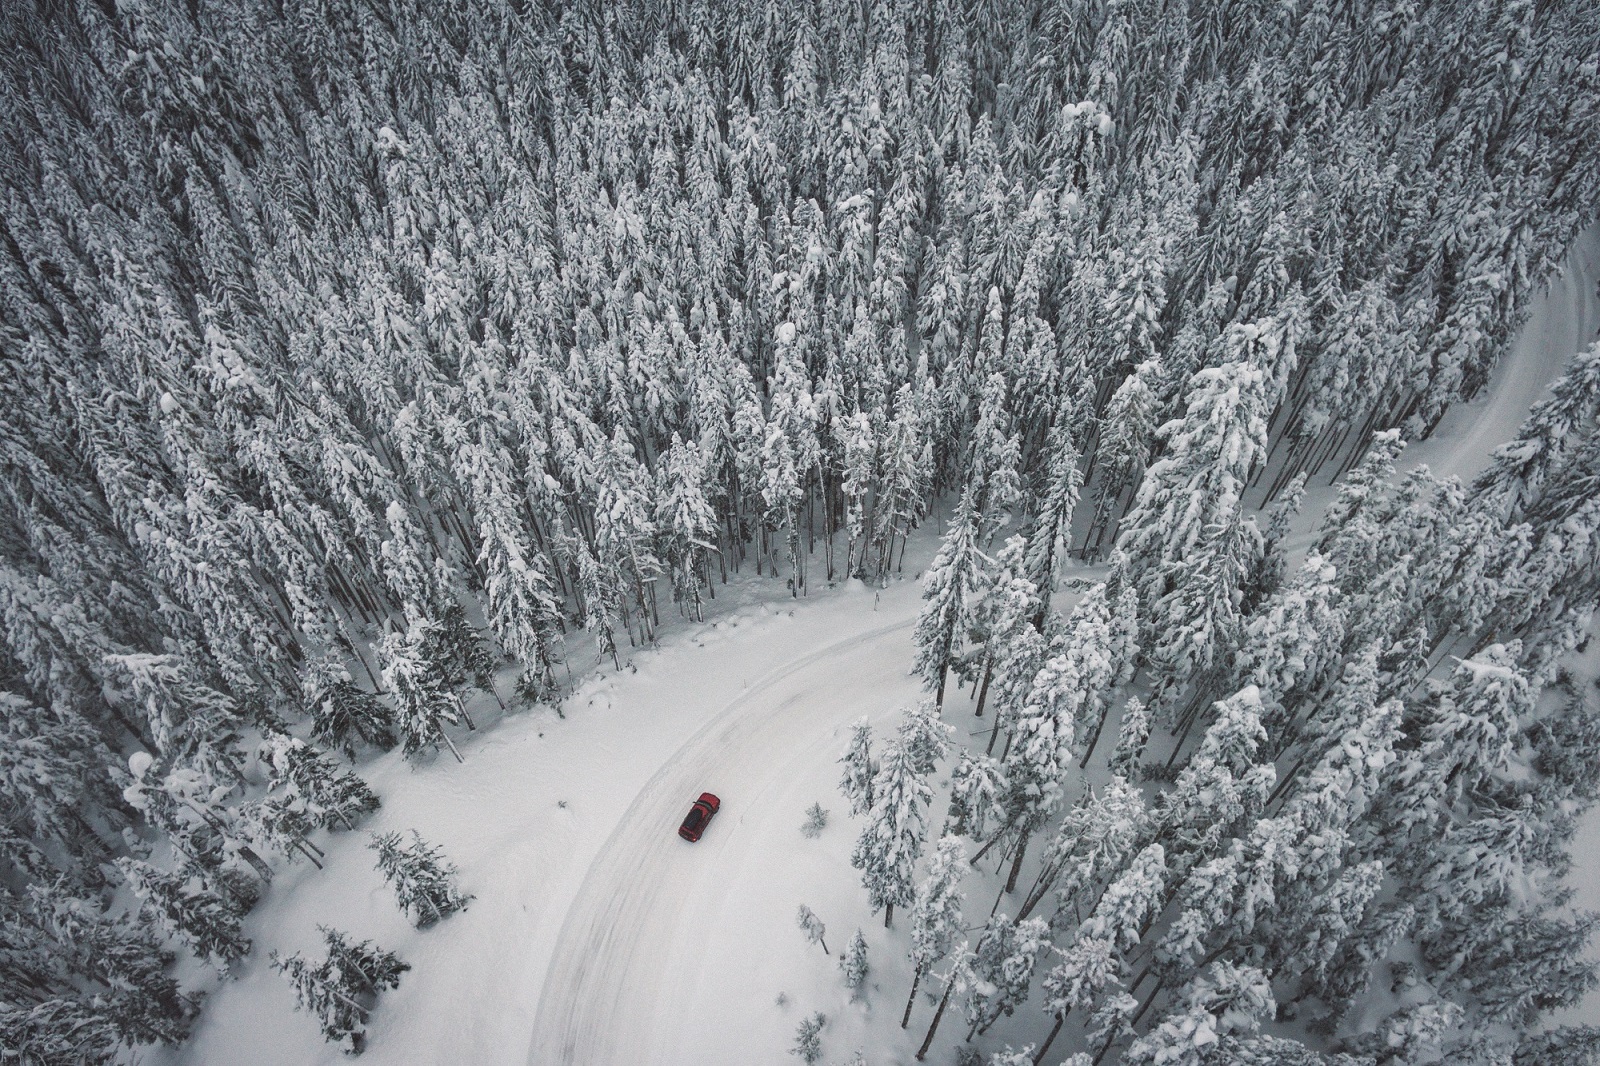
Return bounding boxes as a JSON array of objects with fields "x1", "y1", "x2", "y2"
[
  {"x1": 913, "y1": 488, "x2": 992, "y2": 707},
  {"x1": 797, "y1": 904, "x2": 829, "y2": 955},
  {"x1": 272, "y1": 927, "x2": 407, "y2": 1054},
  {"x1": 379, "y1": 617, "x2": 464, "y2": 762},
  {"x1": 303, "y1": 656, "x2": 397, "y2": 758},
  {"x1": 259, "y1": 733, "x2": 379, "y2": 831},
  {"x1": 1112, "y1": 319, "x2": 1284, "y2": 709},
  {"x1": 945, "y1": 749, "x2": 1007, "y2": 840},
  {"x1": 1035, "y1": 934, "x2": 1125, "y2": 1065},
  {"x1": 115, "y1": 857, "x2": 250, "y2": 969},
  {"x1": 1023, "y1": 423, "x2": 1083, "y2": 614},
  {"x1": 967, "y1": 539, "x2": 1049, "y2": 761},
  {"x1": 1087, "y1": 357, "x2": 1162, "y2": 554},
  {"x1": 839, "y1": 719, "x2": 878, "y2": 817},
  {"x1": 3, "y1": 879, "x2": 197, "y2": 1054},
  {"x1": 850, "y1": 740, "x2": 933, "y2": 928},
  {"x1": 898, "y1": 700, "x2": 954, "y2": 776},
  {"x1": 368, "y1": 830, "x2": 472, "y2": 928},
  {"x1": 840, "y1": 929, "x2": 870, "y2": 994},
  {"x1": 1078, "y1": 842, "x2": 1168, "y2": 952},
  {"x1": 790, "y1": 1011, "x2": 826, "y2": 1064},
  {"x1": 1058, "y1": 583, "x2": 1133, "y2": 767},
  {"x1": 964, "y1": 913, "x2": 1050, "y2": 1039},
  {"x1": 902, "y1": 835, "x2": 968, "y2": 1027},
  {"x1": 1018, "y1": 775, "x2": 1148, "y2": 925},
  {"x1": 1107, "y1": 697, "x2": 1151, "y2": 779},
  {"x1": 656, "y1": 434, "x2": 718, "y2": 623},
  {"x1": 1126, "y1": 962, "x2": 1275, "y2": 1066}
]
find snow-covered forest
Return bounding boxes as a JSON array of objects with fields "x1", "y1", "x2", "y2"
[{"x1": 2, "y1": 0, "x2": 1600, "y2": 1062}]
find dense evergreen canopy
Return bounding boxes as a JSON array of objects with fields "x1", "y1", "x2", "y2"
[{"x1": 2, "y1": 0, "x2": 1598, "y2": 1060}]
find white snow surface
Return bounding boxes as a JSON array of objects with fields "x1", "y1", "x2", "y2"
[{"x1": 167, "y1": 226, "x2": 1600, "y2": 1066}]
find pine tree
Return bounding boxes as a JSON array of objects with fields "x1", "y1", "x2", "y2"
[
  {"x1": 898, "y1": 700, "x2": 954, "y2": 776},
  {"x1": 839, "y1": 719, "x2": 878, "y2": 817},
  {"x1": 368, "y1": 830, "x2": 472, "y2": 928},
  {"x1": 914, "y1": 489, "x2": 992, "y2": 706},
  {"x1": 259, "y1": 733, "x2": 380, "y2": 831},
  {"x1": 115, "y1": 857, "x2": 250, "y2": 969},
  {"x1": 1036, "y1": 935, "x2": 1125, "y2": 1065},
  {"x1": 791, "y1": 1011, "x2": 827, "y2": 1064},
  {"x1": 303, "y1": 657, "x2": 397, "y2": 758},
  {"x1": 850, "y1": 741, "x2": 933, "y2": 928},
  {"x1": 1107, "y1": 697, "x2": 1151, "y2": 779},
  {"x1": 1126, "y1": 963, "x2": 1275, "y2": 1066},
  {"x1": 1089, "y1": 358, "x2": 1162, "y2": 552},
  {"x1": 945, "y1": 750, "x2": 1007, "y2": 840},
  {"x1": 1024, "y1": 423, "x2": 1083, "y2": 611},
  {"x1": 840, "y1": 929, "x2": 870, "y2": 995},
  {"x1": 968, "y1": 536, "x2": 1046, "y2": 728},
  {"x1": 656, "y1": 434, "x2": 718, "y2": 622},
  {"x1": 797, "y1": 904, "x2": 829, "y2": 955},
  {"x1": 902, "y1": 835, "x2": 968, "y2": 1027},
  {"x1": 964, "y1": 914, "x2": 1050, "y2": 1038},
  {"x1": 379, "y1": 618, "x2": 464, "y2": 762},
  {"x1": 272, "y1": 927, "x2": 407, "y2": 1054},
  {"x1": 1113, "y1": 320, "x2": 1284, "y2": 705}
]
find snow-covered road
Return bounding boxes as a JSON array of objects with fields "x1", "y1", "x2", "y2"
[{"x1": 527, "y1": 617, "x2": 921, "y2": 1065}]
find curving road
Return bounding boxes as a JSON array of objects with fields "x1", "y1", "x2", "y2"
[{"x1": 527, "y1": 617, "x2": 920, "y2": 1066}]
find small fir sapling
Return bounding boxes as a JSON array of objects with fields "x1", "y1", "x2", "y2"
[
  {"x1": 840, "y1": 929, "x2": 870, "y2": 993},
  {"x1": 801, "y1": 803, "x2": 829, "y2": 838},
  {"x1": 368, "y1": 830, "x2": 472, "y2": 927},
  {"x1": 797, "y1": 904, "x2": 829, "y2": 954},
  {"x1": 791, "y1": 1011, "x2": 826, "y2": 1064},
  {"x1": 271, "y1": 927, "x2": 407, "y2": 1054},
  {"x1": 839, "y1": 719, "x2": 877, "y2": 816}
]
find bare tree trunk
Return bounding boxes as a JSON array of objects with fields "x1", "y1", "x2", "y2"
[
  {"x1": 1032, "y1": 1012, "x2": 1067, "y2": 1065},
  {"x1": 436, "y1": 721, "x2": 464, "y2": 763},
  {"x1": 1004, "y1": 826, "x2": 1030, "y2": 894},
  {"x1": 915, "y1": 976, "x2": 958, "y2": 1060},
  {"x1": 901, "y1": 965, "x2": 924, "y2": 1028}
]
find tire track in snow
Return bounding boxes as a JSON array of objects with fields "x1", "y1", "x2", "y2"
[{"x1": 527, "y1": 617, "x2": 916, "y2": 1066}]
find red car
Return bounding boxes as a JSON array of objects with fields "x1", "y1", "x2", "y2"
[{"x1": 678, "y1": 792, "x2": 721, "y2": 842}]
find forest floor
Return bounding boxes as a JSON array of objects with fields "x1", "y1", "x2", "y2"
[{"x1": 162, "y1": 227, "x2": 1600, "y2": 1066}]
